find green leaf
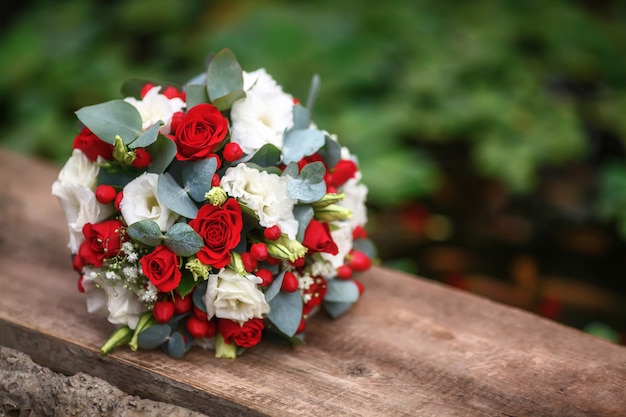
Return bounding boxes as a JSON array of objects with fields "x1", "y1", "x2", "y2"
[
  {"x1": 318, "y1": 135, "x2": 342, "y2": 169},
  {"x1": 185, "y1": 84, "x2": 209, "y2": 109},
  {"x1": 323, "y1": 301, "x2": 354, "y2": 319},
  {"x1": 287, "y1": 161, "x2": 327, "y2": 203},
  {"x1": 147, "y1": 136, "x2": 177, "y2": 174},
  {"x1": 353, "y1": 238, "x2": 378, "y2": 260},
  {"x1": 75, "y1": 100, "x2": 142, "y2": 145},
  {"x1": 164, "y1": 222, "x2": 204, "y2": 256},
  {"x1": 137, "y1": 324, "x2": 171, "y2": 350},
  {"x1": 211, "y1": 90, "x2": 246, "y2": 112},
  {"x1": 192, "y1": 280, "x2": 208, "y2": 313},
  {"x1": 165, "y1": 331, "x2": 187, "y2": 358},
  {"x1": 206, "y1": 48, "x2": 244, "y2": 102},
  {"x1": 157, "y1": 173, "x2": 199, "y2": 219},
  {"x1": 129, "y1": 121, "x2": 162, "y2": 149},
  {"x1": 305, "y1": 73, "x2": 321, "y2": 116},
  {"x1": 292, "y1": 104, "x2": 311, "y2": 130},
  {"x1": 183, "y1": 158, "x2": 218, "y2": 202},
  {"x1": 247, "y1": 144, "x2": 282, "y2": 167},
  {"x1": 282, "y1": 128, "x2": 326, "y2": 164},
  {"x1": 293, "y1": 205, "x2": 314, "y2": 242},
  {"x1": 126, "y1": 220, "x2": 164, "y2": 246},
  {"x1": 325, "y1": 279, "x2": 360, "y2": 303},
  {"x1": 175, "y1": 273, "x2": 196, "y2": 298},
  {"x1": 264, "y1": 270, "x2": 285, "y2": 303},
  {"x1": 97, "y1": 167, "x2": 137, "y2": 188},
  {"x1": 268, "y1": 291, "x2": 303, "y2": 337},
  {"x1": 281, "y1": 162, "x2": 299, "y2": 178}
]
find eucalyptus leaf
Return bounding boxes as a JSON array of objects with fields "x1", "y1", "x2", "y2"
[
  {"x1": 211, "y1": 90, "x2": 246, "y2": 112},
  {"x1": 323, "y1": 301, "x2": 354, "y2": 319},
  {"x1": 129, "y1": 121, "x2": 162, "y2": 149},
  {"x1": 97, "y1": 167, "x2": 137, "y2": 188},
  {"x1": 325, "y1": 279, "x2": 360, "y2": 303},
  {"x1": 164, "y1": 222, "x2": 204, "y2": 256},
  {"x1": 293, "y1": 205, "x2": 314, "y2": 241},
  {"x1": 268, "y1": 291, "x2": 303, "y2": 337},
  {"x1": 165, "y1": 332, "x2": 187, "y2": 358},
  {"x1": 185, "y1": 84, "x2": 209, "y2": 109},
  {"x1": 318, "y1": 135, "x2": 342, "y2": 169},
  {"x1": 287, "y1": 164, "x2": 327, "y2": 204},
  {"x1": 137, "y1": 324, "x2": 171, "y2": 350},
  {"x1": 183, "y1": 158, "x2": 218, "y2": 202},
  {"x1": 264, "y1": 270, "x2": 286, "y2": 303},
  {"x1": 147, "y1": 136, "x2": 177, "y2": 174},
  {"x1": 281, "y1": 162, "x2": 300, "y2": 178},
  {"x1": 247, "y1": 144, "x2": 282, "y2": 167},
  {"x1": 292, "y1": 104, "x2": 311, "y2": 130},
  {"x1": 126, "y1": 220, "x2": 164, "y2": 246},
  {"x1": 192, "y1": 280, "x2": 208, "y2": 313},
  {"x1": 305, "y1": 73, "x2": 321, "y2": 116},
  {"x1": 353, "y1": 238, "x2": 378, "y2": 260},
  {"x1": 282, "y1": 128, "x2": 326, "y2": 164},
  {"x1": 157, "y1": 173, "x2": 199, "y2": 219},
  {"x1": 206, "y1": 48, "x2": 244, "y2": 101},
  {"x1": 75, "y1": 100, "x2": 142, "y2": 145}
]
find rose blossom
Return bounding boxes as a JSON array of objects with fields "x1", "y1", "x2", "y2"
[
  {"x1": 229, "y1": 68, "x2": 294, "y2": 154},
  {"x1": 72, "y1": 127, "x2": 114, "y2": 161},
  {"x1": 189, "y1": 199, "x2": 243, "y2": 268},
  {"x1": 52, "y1": 149, "x2": 114, "y2": 253},
  {"x1": 219, "y1": 318, "x2": 264, "y2": 348},
  {"x1": 220, "y1": 163, "x2": 298, "y2": 239},
  {"x1": 172, "y1": 103, "x2": 229, "y2": 161},
  {"x1": 124, "y1": 85, "x2": 186, "y2": 135},
  {"x1": 203, "y1": 268, "x2": 270, "y2": 324},
  {"x1": 140, "y1": 246, "x2": 182, "y2": 292},
  {"x1": 302, "y1": 219, "x2": 339, "y2": 255},
  {"x1": 79, "y1": 219, "x2": 126, "y2": 268},
  {"x1": 120, "y1": 173, "x2": 178, "y2": 231}
]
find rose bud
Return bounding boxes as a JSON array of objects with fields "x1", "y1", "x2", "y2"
[
  {"x1": 336, "y1": 265, "x2": 353, "y2": 280},
  {"x1": 263, "y1": 225, "x2": 282, "y2": 241},
  {"x1": 222, "y1": 142, "x2": 243, "y2": 162},
  {"x1": 186, "y1": 316, "x2": 212, "y2": 339},
  {"x1": 347, "y1": 250, "x2": 371, "y2": 272},
  {"x1": 250, "y1": 242, "x2": 268, "y2": 261},
  {"x1": 172, "y1": 293, "x2": 192, "y2": 314},
  {"x1": 95, "y1": 184, "x2": 117, "y2": 205},
  {"x1": 256, "y1": 268, "x2": 273, "y2": 287},
  {"x1": 281, "y1": 271, "x2": 299, "y2": 293},
  {"x1": 153, "y1": 300, "x2": 175, "y2": 324},
  {"x1": 241, "y1": 252, "x2": 258, "y2": 273}
]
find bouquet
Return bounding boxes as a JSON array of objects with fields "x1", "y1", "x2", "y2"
[{"x1": 52, "y1": 49, "x2": 375, "y2": 359}]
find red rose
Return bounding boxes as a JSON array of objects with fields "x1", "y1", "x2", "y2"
[
  {"x1": 140, "y1": 246, "x2": 182, "y2": 292},
  {"x1": 219, "y1": 318, "x2": 264, "y2": 348},
  {"x1": 173, "y1": 103, "x2": 229, "y2": 161},
  {"x1": 302, "y1": 219, "x2": 339, "y2": 255},
  {"x1": 189, "y1": 199, "x2": 243, "y2": 268},
  {"x1": 73, "y1": 127, "x2": 114, "y2": 162},
  {"x1": 79, "y1": 219, "x2": 126, "y2": 267},
  {"x1": 328, "y1": 159, "x2": 358, "y2": 188}
]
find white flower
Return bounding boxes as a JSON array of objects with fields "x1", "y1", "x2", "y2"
[
  {"x1": 319, "y1": 221, "x2": 354, "y2": 276},
  {"x1": 124, "y1": 86, "x2": 185, "y2": 135},
  {"x1": 51, "y1": 149, "x2": 114, "y2": 253},
  {"x1": 220, "y1": 163, "x2": 298, "y2": 239},
  {"x1": 339, "y1": 178, "x2": 368, "y2": 228},
  {"x1": 203, "y1": 268, "x2": 270, "y2": 324},
  {"x1": 82, "y1": 268, "x2": 145, "y2": 329},
  {"x1": 230, "y1": 68, "x2": 294, "y2": 154},
  {"x1": 120, "y1": 172, "x2": 178, "y2": 231}
]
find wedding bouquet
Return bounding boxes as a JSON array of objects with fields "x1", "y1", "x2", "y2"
[{"x1": 52, "y1": 49, "x2": 375, "y2": 359}]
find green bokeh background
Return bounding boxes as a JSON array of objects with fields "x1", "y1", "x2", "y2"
[{"x1": 2, "y1": 0, "x2": 625, "y2": 340}]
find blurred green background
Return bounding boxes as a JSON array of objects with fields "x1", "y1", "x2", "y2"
[{"x1": 2, "y1": 0, "x2": 626, "y2": 342}]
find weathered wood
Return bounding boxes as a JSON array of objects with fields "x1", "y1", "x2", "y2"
[{"x1": 0, "y1": 148, "x2": 625, "y2": 417}]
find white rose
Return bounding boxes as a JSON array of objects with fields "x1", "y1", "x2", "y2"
[
  {"x1": 124, "y1": 86, "x2": 185, "y2": 135},
  {"x1": 120, "y1": 172, "x2": 178, "y2": 231},
  {"x1": 51, "y1": 149, "x2": 114, "y2": 253},
  {"x1": 220, "y1": 163, "x2": 298, "y2": 239},
  {"x1": 230, "y1": 69, "x2": 294, "y2": 154},
  {"x1": 203, "y1": 268, "x2": 270, "y2": 324},
  {"x1": 82, "y1": 269, "x2": 145, "y2": 329},
  {"x1": 319, "y1": 221, "x2": 354, "y2": 274}
]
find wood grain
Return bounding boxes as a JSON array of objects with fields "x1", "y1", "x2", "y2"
[{"x1": 0, "y1": 148, "x2": 625, "y2": 417}]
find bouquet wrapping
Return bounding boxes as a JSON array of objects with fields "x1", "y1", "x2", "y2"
[{"x1": 52, "y1": 49, "x2": 375, "y2": 358}]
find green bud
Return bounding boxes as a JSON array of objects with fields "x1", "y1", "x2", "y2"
[
  {"x1": 215, "y1": 333, "x2": 238, "y2": 359},
  {"x1": 185, "y1": 256, "x2": 211, "y2": 281},
  {"x1": 113, "y1": 135, "x2": 136, "y2": 165},
  {"x1": 100, "y1": 326, "x2": 133, "y2": 355},
  {"x1": 313, "y1": 204, "x2": 352, "y2": 222},
  {"x1": 228, "y1": 252, "x2": 247, "y2": 276},
  {"x1": 204, "y1": 187, "x2": 228, "y2": 206},
  {"x1": 311, "y1": 193, "x2": 345, "y2": 208},
  {"x1": 129, "y1": 311, "x2": 156, "y2": 352},
  {"x1": 267, "y1": 235, "x2": 308, "y2": 262}
]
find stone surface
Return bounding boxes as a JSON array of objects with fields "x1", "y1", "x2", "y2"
[{"x1": 0, "y1": 346, "x2": 207, "y2": 417}]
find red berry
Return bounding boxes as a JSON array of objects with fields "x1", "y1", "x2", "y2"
[
  {"x1": 336, "y1": 265, "x2": 353, "y2": 280},
  {"x1": 256, "y1": 268, "x2": 274, "y2": 287},
  {"x1": 95, "y1": 184, "x2": 117, "y2": 204},
  {"x1": 352, "y1": 225, "x2": 368, "y2": 240},
  {"x1": 263, "y1": 225, "x2": 281, "y2": 241},
  {"x1": 250, "y1": 242, "x2": 268, "y2": 261},
  {"x1": 211, "y1": 173, "x2": 220, "y2": 187},
  {"x1": 281, "y1": 271, "x2": 299, "y2": 292},
  {"x1": 222, "y1": 142, "x2": 243, "y2": 162},
  {"x1": 153, "y1": 300, "x2": 175, "y2": 324},
  {"x1": 186, "y1": 316, "x2": 211, "y2": 338},
  {"x1": 241, "y1": 252, "x2": 258, "y2": 273},
  {"x1": 114, "y1": 191, "x2": 124, "y2": 211},
  {"x1": 193, "y1": 305, "x2": 208, "y2": 321},
  {"x1": 347, "y1": 250, "x2": 371, "y2": 272},
  {"x1": 132, "y1": 148, "x2": 152, "y2": 168},
  {"x1": 172, "y1": 293, "x2": 192, "y2": 314},
  {"x1": 140, "y1": 83, "x2": 156, "y2": 98},
  {"x1": 353, "y1": 279, "x2": 365, "y2": 295},
  {"x1": 265, "y1": 256, "x2": 281, "y2": 265}
]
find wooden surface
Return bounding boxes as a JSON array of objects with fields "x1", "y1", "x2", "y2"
[{"x1": 0, "y1": 148, "x2": 625, "y2": 417}]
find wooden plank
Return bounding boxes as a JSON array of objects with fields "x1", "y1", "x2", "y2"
[{"x1": 0, "y1": 148, "x2": 625, "y2": 417}]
